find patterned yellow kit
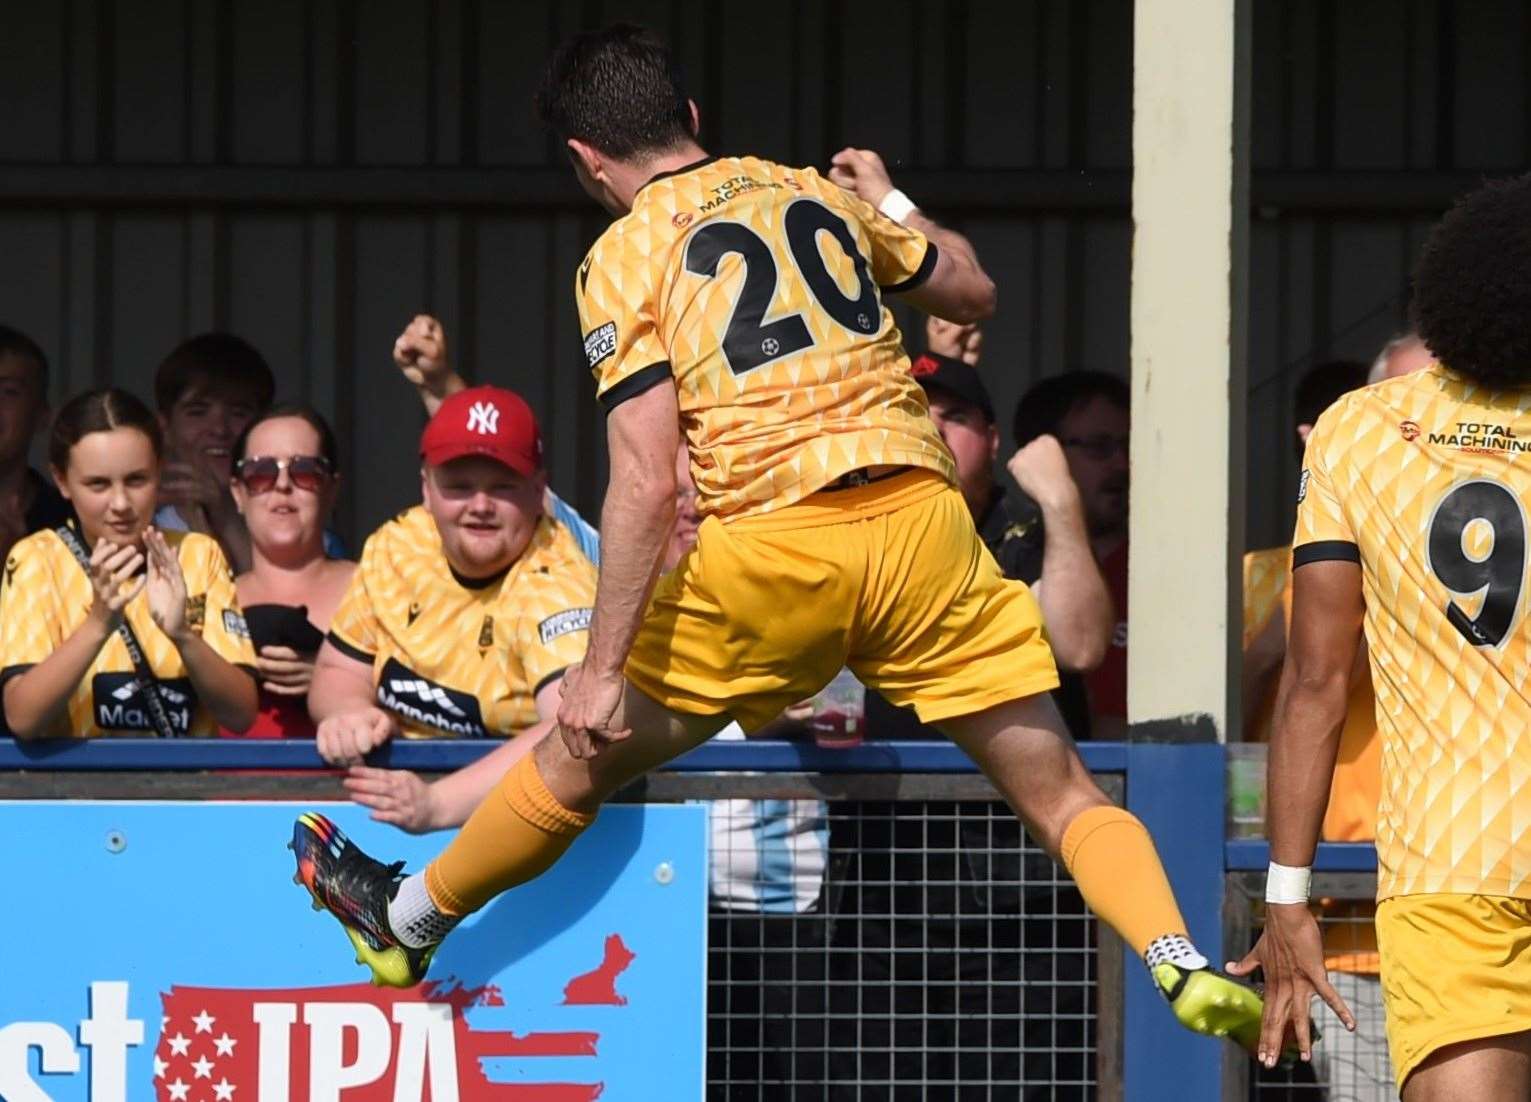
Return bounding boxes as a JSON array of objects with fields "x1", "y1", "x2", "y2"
[
  {"x1": 0, "y1": 528, "x2": 254, "y2": 737},
  {"x1": 576, "y1": 155, "x2": 955, "y2": 520},
  {"x1": 1376, "y1": 895, "x2": 1531, "y2": 1086},
  {"x1": 1295, "y1": 365, "x2": 1531, "y2": 1083},
  {"x1": 627, "y1": 469, "x2": 1060, "y2": 731},
  {"x1": 577, "y1": 154, "x2": 1055, "y2": 729},
  {"x1": 328, "y1": 507, "x2": 595, "y2": 738}
]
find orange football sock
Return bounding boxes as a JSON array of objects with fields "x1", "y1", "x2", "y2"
[
  {"x1": 424, "y1": 753, "x2": 595, "y2": 917},
  {"x1": 1060, "y1": 804, "x2": 1190, "y2": 957}
]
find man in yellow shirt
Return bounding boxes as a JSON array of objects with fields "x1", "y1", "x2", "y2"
[
  {"x1": 1237, "y1": 176, "x2": 1531, "y2": 1097},
  {"x1": 291, "y1": 25, "x2": 1270, "y2": 1059},
  {"x1": 308, "y1": 385, "x2": 594, "y2": 762}
]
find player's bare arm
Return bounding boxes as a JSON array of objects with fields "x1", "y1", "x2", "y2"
[
  {"x1": 394, "y1": 314, "x2": 467, "y2": 418},
  {"x1": 308, "y1": 639, "x2": 400, "y2": 765},
  {"x1": 1229, "y1": 557, "x2": 1363, "y2": 1066},
  {"x1": 556, "y1": 379, "x2": 682, "y2": 760},
  {"x1": 828, "y1": 147, "x2": 996, "y2": 324},
  {"x1": 345, "y1": 682, "x2": 558, "y2": 832}
]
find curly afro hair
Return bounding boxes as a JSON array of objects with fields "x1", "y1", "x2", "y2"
[{"x1": 1412, "y1": 174, "x2": 1531, "y2": 389}]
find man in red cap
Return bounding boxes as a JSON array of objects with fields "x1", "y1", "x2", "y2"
[{"x1": 305, "y1": 386, "x2": 597, "y2": 782}]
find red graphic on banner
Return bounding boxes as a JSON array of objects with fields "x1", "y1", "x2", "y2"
[
  {"x1": 154, "y1": 938, "x2": 633, "y2": 1101},
  {"x1": 563, "y1": 935, "x2": 636, "y2": 1007}
]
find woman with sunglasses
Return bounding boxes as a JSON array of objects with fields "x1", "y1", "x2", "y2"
[
  {"x1": 226, "y1": 404, "x2": 356, "y2": 738},
  {"x1": 0, "y1": 388, "x2": 258, "y2": 738}
]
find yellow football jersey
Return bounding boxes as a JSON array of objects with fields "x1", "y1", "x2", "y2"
[
  {"x1": 328, "y1": 507, "x2": 596, "y2": 738},
  {"x1": 0, "y1": 527, "x2": 254, "y2": 737},
  {"x1": 575, "y1": 154, "x2": 957, "y2": 519},
  {"x1": 1296, "y1": 364, "x2": 1531, "y2": 900}
]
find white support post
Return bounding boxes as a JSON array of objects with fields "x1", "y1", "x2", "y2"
[{"x1": 1128, "y1": 0, "x2": 1250, "y2": 741}]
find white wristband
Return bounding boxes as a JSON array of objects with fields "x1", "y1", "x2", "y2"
[
  {"x1": 878, "y1": 188, "x2": 917, "y2": 225},
  {"x1": 1265, "y1": 861, "x2": 1312, "y2": 905}
]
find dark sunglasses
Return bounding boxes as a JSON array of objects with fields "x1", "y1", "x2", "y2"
[{"x1": 235, "y1": 455, "x2": 333, "y2": 494}]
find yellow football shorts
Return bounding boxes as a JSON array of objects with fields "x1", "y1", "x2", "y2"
[
  {"x1": 626, "y1": 469, "x2": 1060, "y2": 731},
  {"x1": 1376, "y1": 893, "x2": 1531, "y2": 1088}
]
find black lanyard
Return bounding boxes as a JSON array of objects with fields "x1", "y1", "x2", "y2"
[{"x1": 54, "y1": 524, "x2": 181, "y2": 739}]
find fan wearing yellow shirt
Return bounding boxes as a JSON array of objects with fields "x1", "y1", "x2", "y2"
[
  {"x1": 1236, "y1": 175, "x2": 1531, "y2": 1098},
  {"x1": 306, "y1": 385, "x2": 595, "y2": 784},
  {"x1": 0, "y1": 388, "x2": 256, "y2": 739},
  {"x1": 290, "y1": 24, "x2": 1271, "y2": 1058}
]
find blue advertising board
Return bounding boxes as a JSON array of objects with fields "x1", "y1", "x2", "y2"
[{"x1": 0, "y1": 801, "x2": 707, "y2": 1102}]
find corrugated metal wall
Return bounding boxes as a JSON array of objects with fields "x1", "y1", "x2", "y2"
[{"x1": 0, "y1": 0, "x2": 1526, "y2": 548}]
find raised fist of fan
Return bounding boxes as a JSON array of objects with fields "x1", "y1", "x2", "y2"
[{"x1": 393, "y1": 315, "x2": 452, "y2": 392}]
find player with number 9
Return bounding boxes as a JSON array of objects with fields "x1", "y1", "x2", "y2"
[
  {"x1": 289, "y1": 21, "x2": 1273, "y2": 1062},
  {"x1": 1236, "y1": 174, "x2": 1531, "y2": 1096}
]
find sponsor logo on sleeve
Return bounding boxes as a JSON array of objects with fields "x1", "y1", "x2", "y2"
[
  {"x1": 538, "y1": 608, "x2": 593, "y2": 646},
  {"x1": 584, "y1": 323, "x2": 618, "y2": 370},
  {"x1": 1297, "y1": 469, "x2": 1310, "y2": 504},
  {"x1": 222, "y1": 610, "x2": 251, "y2": 639}
]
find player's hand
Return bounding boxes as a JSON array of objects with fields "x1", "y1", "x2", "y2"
[
  {"x1": 393, "y1": 315, "x2": 453, "y2": 393},
  {"x1": 1006, "y1": 435, "x2": 1084, "y2": 516},
  {"x1": 317, "y1": 707, "x2": 399, "y2": 766},
  {"x1": 86, "y1": 538, "x2": 146, "y2": 630},
  {"x1": 926, "y1": 317, "x2": 983, "y2": 365},
  {"x1": 1227, "y1": 902, "x2": 1356, "y2": 1067},
  {"x1": 144, "y1": 528, "x2": 192, "y2": 644},
  {"x1": 343, "y1": 765, "x2": 440, "y2": 833},
  {"x1": 828, "y1": 147, "x2": 896, "y2": 209},
  {"x1": 556, "y1": 662, "x2": 631, "y2": 760},
  {"x1": 255, "y1": 645, "x2": 316, "y2": 696}
]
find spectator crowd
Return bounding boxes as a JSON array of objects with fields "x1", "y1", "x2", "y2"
[{"x1": 0, "y1": 297, "x2": 1415, "y2": 1098}]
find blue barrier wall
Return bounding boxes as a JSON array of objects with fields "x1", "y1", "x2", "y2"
[
  {"x1": 0, "y1": 737, "x2": 1379, "y2": 1101},
  {"x1": 0, "y1": 800, "x2": 706, "y2": 1102}
]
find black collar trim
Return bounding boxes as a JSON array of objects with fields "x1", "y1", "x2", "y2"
[
  {"x1": 450, "y1": 562, "x2": 511, "y2": 590},
  {"x1": 638, "y1": 154, "x2": 718, "y2": 196}
]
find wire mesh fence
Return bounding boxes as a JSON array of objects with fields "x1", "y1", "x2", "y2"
[{"x1": 672, "y1": 772, "x2": 1124, "y2": 1101}]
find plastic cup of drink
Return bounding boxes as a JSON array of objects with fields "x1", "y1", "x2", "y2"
[
  {"x1": 809, "y1": 669, "x2": 865, "y2": 750},
  {"x1": 1226, "y1": 743, "x2": 1268, "y2": 839}
]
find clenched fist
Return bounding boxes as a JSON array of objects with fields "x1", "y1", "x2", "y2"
[
  {"x1": 828, "y1": 148, "x2": 897, "y2": 209},
  {"x1": 317, "y1": 706, "x2": 399, "y2": 766},
  {"x1": 926, "y1": 317, "x2": 983, "y2": 365},
  {"x1": 393, "y1": 315, "x2": 452, "y2": 392},
  {"x1": 1006, "y1": 435, "x2": 1083, "y2": 514}
]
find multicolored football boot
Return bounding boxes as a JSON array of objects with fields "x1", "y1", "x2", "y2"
[{"x1": 290, "y1": 812, "x2": 436, "y2": 988}]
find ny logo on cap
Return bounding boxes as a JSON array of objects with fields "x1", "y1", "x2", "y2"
[{"x1": 467, "y1": 400, "x2": 500, "y2": 436}]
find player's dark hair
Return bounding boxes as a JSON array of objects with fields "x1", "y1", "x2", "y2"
[
  {"x1": 1412, "y1": 174, "x2": 1531, "y2": 390},
  {"x1": 153, "y1": 332, "x2": 276, "y2": 413},
  {"x1": 1013, "y1": 371, "x2": 1131, "y2": 446},
  {"x1": 1294, "y1": 360, "x2": 1368, "y2": 427},
  {"x1": 49, "y1": 387, "x2": 163, "y2": 472},
  {"x1": 0, "y1": 324, "x2": 49, "y2": 398},
  {"x1": 534, "y1": 24, "x2": 694, "y2": 159},
  {"x1": 233, "y1": 402, "x2": 341, "y2": 474}
]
